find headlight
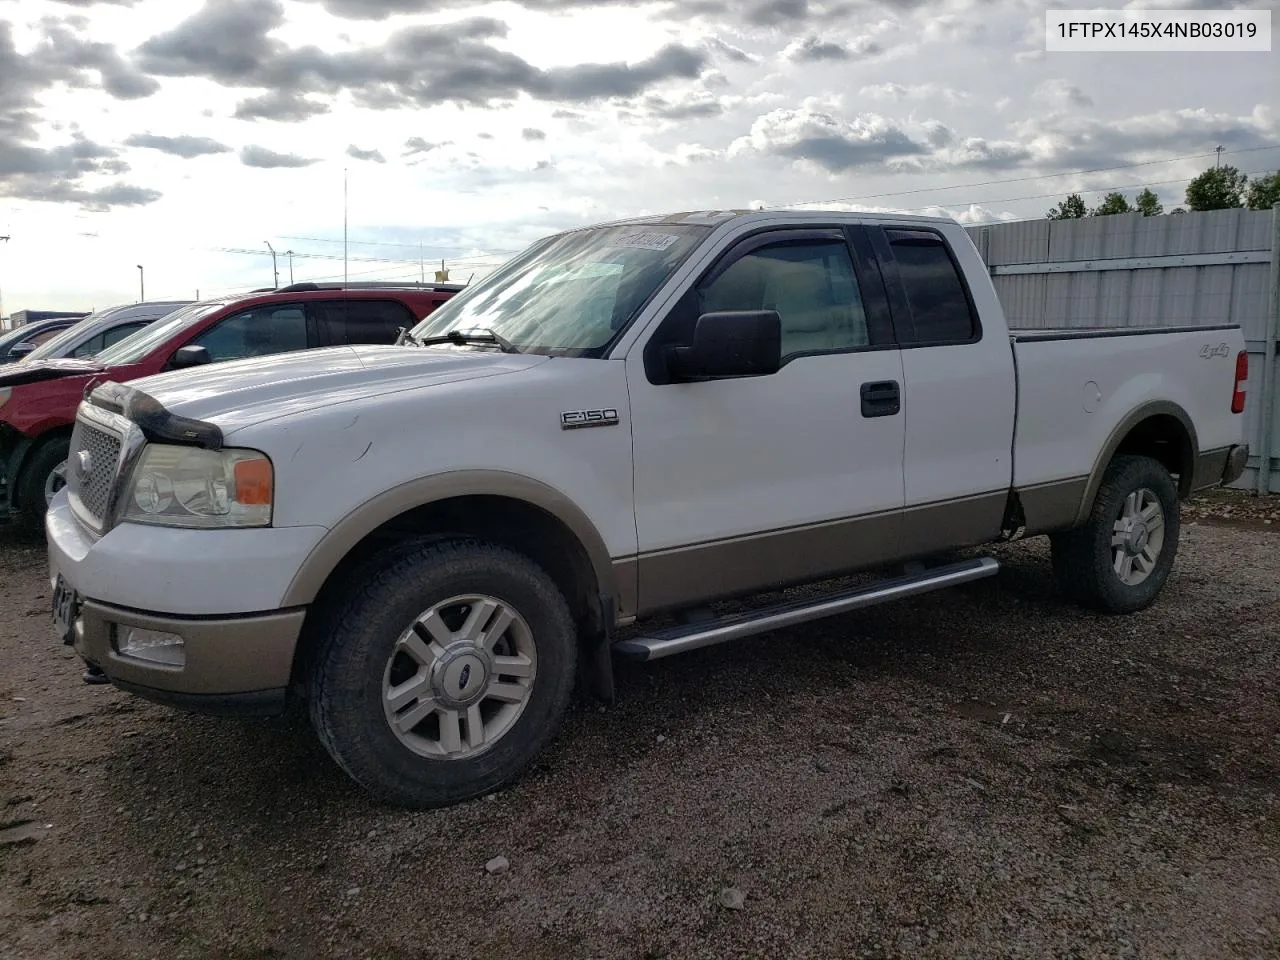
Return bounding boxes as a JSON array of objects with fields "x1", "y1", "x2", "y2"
[{"x1": 120, "y1": 445, "x2": 273, "y2": 528}]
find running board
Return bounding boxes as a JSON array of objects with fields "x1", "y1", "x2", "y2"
[{"x1": 613, "y1": 556, "x2": 1000, "y2": 662}]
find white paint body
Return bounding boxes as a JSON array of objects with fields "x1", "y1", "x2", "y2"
[{"x1": 46, "y1": 211, "x2": 1247, "y2": 618}]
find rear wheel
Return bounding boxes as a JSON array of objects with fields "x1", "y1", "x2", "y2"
[
  {"x1": 15, "y1": 436, "x2": 70, "y2": 535},
  {"x1": 308, "y1": 539, "x2": 578, "y2": 809},
  {"x1": 1050, "y1": 454, "x2": 1180, "y2": 614}
]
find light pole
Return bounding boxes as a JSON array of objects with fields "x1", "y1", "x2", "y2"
[
  {"x1": 136, "y1": 264, "x2": 144, "y2": 302},
  {"x1": 264, "y1": 240, "x2": 279, "y2": 288},
  {"x1": 284, "y1": 249, "x2": 295, "y2": 285}
]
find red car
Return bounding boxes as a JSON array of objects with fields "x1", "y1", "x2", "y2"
[{"x1": 0, "y1": 282, "x2": 460, "y2": 532}]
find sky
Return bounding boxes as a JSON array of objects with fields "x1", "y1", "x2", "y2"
[{"x1": 0, "y1": 0, "x2": 1276, "y2": 314}]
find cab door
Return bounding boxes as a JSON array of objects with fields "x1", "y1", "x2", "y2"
[{"x1": 624, "y1": 226, "x2": 907, "y2": 614}]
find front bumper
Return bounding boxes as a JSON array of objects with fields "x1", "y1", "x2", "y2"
[
  {"x1": 46, "y1": 492, "x2": 317, "y2": 712},
  {"x1": 67, "y1": 596, "x2": 304, "y2": 713}
]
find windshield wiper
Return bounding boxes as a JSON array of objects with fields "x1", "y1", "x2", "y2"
[{"x1": 416, "y1": 328, "x2": 521, "y2": 354}]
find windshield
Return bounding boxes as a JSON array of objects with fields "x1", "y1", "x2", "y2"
[
  {"x1": 95, "y1": 300, "x2": 228, "y2": 366},
  {"x1": 19, "y1": 308, "x2": 126, "y2": 363},
  {"x1": 410, "y1": 223, "x2": 710, "y2": 357}
]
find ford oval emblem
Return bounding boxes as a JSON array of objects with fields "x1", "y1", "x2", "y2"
[{"x1": 458, "y1": 664, "x2": 472, "y2": 691}]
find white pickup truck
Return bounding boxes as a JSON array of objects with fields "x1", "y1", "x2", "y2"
[{"x1": 46, "y1": 210, "x2": 1250, "y2": 808}]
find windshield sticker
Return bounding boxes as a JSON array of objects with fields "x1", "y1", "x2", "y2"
[{"x1": 609, "y1": 232, "x2": 681, "y2": 251}]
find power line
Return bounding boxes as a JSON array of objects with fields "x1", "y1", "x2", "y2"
[
  {"x1": 277, "y1": 233, "x2": 523, "y2": 256},
  {"x1": 769, "y1": 143, "x2": 1280, "y2": 210}
]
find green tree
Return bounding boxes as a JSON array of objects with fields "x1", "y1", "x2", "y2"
[
  {"x1": 1245, "y1": 170, "x2": 1280, "y2": 210},
  {"x1": 1134, "y1": 188, "x2": 1163, "y2": 217},
  {"x1": 1185, "y1": 165, "x2": 1247, "y2": 211},
  {"x1": 1047, "y1": 193, "x2": 1088, "y2": 219},
  {"x1": 1091, "y1": 192, "x2": 1133, "y2": 216}
]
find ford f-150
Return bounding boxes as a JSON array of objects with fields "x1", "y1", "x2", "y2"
[{"x1": 44, "y1": 210, "x2": 1250, "y2": 808}]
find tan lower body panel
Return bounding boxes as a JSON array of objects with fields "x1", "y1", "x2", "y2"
[
  {"x1": 73, "y1": 600, "x2": 306, "y2": 696},
  {"x1": 1018, "y1": 476, "x2": 1089, "y2": 536},
  {"x1": 618, "y1": 490, "x2": 1009, "y2": 617}
]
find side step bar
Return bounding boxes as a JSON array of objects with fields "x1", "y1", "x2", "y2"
[{"x1": 613, "y1": 556, "x2": 1000, "y2": 662}]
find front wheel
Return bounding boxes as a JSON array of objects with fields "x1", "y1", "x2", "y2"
[
  {"x1": 308, "y1": 539, "x2": 578, "y2": 809},
  {"x1": 15, "y1": 436, "x2": 71, "y2": 535},
  {"x1": 1050, "y1": 454, "x2": 1180, "y2": 614}
]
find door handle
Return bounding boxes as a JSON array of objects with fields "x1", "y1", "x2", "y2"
[{"x1": 860, "y1": 380, "x2": 901, "y2": 418}]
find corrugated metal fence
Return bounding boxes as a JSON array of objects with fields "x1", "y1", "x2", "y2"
[{"x1": 965, "y1": 207, "x2": 1280, "y2": 494}]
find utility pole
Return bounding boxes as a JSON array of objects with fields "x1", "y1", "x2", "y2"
[
  {"x1": 1216, "y1": 145, "x2": 1225, "y2": 168},
  {"x1": 284, "y1": 250, "x2": 295, "y2": 285},
  {"x1": 0, "y1": 235, "x2": 9, "y2": 327},
  {"x1": 264, "y1": 240, "x2": 279, "y2": 288},
  {"x1": 136, "y1": 264, "x2": 144, "y2": 302},
  {"x1": 343, "y1": 167, "x2": 349, "y2": 288}
]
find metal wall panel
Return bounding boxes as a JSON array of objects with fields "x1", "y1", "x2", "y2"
[{"x1": 964, "y1": 207, "x2": 1278, "y2": 492}]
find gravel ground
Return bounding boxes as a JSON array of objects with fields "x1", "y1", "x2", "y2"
[{"x1": 2, "y1": 488, "x2": 1278, "y2": 960}]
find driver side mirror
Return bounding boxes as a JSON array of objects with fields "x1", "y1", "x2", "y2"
[
  {"x1": 169, "y1": 344, "x2": 212, "y2": 370},
  {"x1": 9, "y1": 342, "x2": 35, "y2": 360},
  {"x1": 666, "y1": 310, "x2": 782, "y2": 381}
]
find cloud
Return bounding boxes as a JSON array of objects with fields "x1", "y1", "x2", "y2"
[
  {"x1": 234, "y1": 90, "x2": 330, "y2": 121},
  {"x1": 730, "y1": 104, "x2": 928, "y2": 172},
  {"x1": 704, "y1": 36, "x2": 756, "y2": 63},
  {"x1": 239, "y1": 145, "x2": 320, "y2": 168},
  {"x1": 403, "y1": 136, "x2": 449, "y2": 156},
  {"x1": 134, "y1": 0, "x2": 708, "y2": 119},
  {"x1": 783, "y1": 35, "x2": 854, "y2": 61},
  {"x1": 346, "y1": 144, "x2": 386, "y2": 162},
  {"x1": 859, "y1": 82, "x2": 967, "y2": 104},
  {"x1": 1011, "y1": 105, "x2": 1279, "y2": 171},
  {"x1": 124, "y1": 133, "x2": 232, "y2": 157},
  {"x1": 0, "y1": 21, "x2": 160, "y2": 209},
  {"x1": 1033, "y1": 79, "x2": 1094, "y2": 110},
  {"x1": 521, "y1": 127, "x2": 547, "y2": 141},
  {"x1": 640, "y1": 90, "x2": 730, "y2": 120}
]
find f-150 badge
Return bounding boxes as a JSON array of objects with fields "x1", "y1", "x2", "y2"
[{"x1": 561, "y1": 408, "x2": 620, "y2": 430}]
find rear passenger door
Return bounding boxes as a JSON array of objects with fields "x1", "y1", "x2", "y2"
[
  {"x1": 868, "y1": 226, "x2": 1017, "y2": 553},
  {"x1": 312, "y1": 299, "x2": 417, "y2": 347}
]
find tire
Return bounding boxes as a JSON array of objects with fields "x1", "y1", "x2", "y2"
[
  {"x1": 1050, "y1": 454, "x2": 1180, "y2": 614},
  {"x1": 308, "y1": 538, "x2": 578, "y2": 809},
  {"x1": 15, "y1": 436, "x2": 71, "y2": 535}
]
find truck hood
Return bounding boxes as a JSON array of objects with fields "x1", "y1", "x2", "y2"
[
  {"x1": 0, "y1": 357, "x2": 103, "y2": 387},
  {"x1": 126, "y1": 344, "x2": 549, "y2": 433}
]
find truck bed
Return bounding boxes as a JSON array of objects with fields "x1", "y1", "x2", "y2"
[{"x1": 1010, "y1": 322, "x2": 1245, "y2": 530}]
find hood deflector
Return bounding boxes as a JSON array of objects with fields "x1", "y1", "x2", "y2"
[{"x1": 88, "y1": 381, "x2": 224, "y2": 451}]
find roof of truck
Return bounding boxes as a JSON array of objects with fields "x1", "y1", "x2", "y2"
[{"x1": 565, "y1": 208, "x2": 955, "y2": 234}]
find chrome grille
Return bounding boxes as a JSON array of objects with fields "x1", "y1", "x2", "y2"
[{"x1": 67, "y1": 417, "x2": 123, "y2": 528}]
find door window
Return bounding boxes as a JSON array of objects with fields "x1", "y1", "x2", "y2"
[
  {"x1": 314, "y1": 300, "x2": 415, "y2": 346},
  {"x1": 188, "y1": 304, "x2": 308, "y2": 362},
  {"x1": 885, "y1": 230, "x2": 979, "y2": 345},
  {"x1": 698, "y1": 239, "x2": 870, "y2": 358}
]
